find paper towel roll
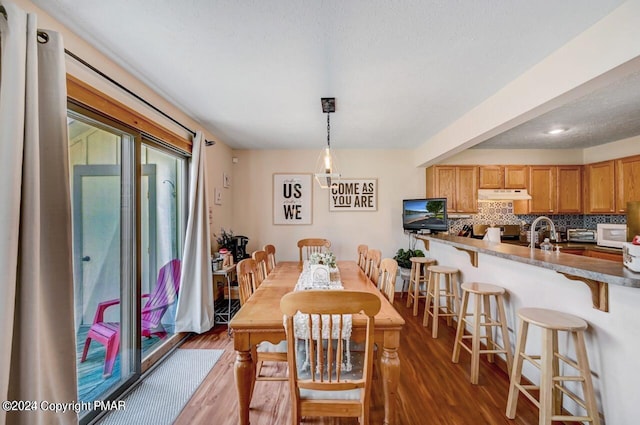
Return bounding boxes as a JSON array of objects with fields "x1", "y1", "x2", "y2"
[{"x1": 485, "y1": 227, "x2": 501, "y2": 242}]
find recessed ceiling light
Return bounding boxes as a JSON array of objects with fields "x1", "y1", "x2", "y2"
[{"x1": 545, "y1": 128, "x2": 568, "y2": 135}]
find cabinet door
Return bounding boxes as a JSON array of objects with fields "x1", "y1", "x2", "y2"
[
  {"x1": 504, "y1": 166, "x2": 528, "y2": 189},
  {"x1": 616, "y1": 155, "x2": 640, "y2": 213},
  {"x1": 584, "y1": 160, "x2": 616, "y2": 214},
  {"x1": 430, "y1": 166, "x2": 457, "y2": 211},
  {"x1": 456, "y1": 166, "x2": 479, "y2": 213},
  {"x1": 478, "y1": 166, "x2": 503, "y2": 189},
  {"x1": 529, "y1": 166, "x2": 557, "y2": 214},
  {"x1": 557, "y1": 166, "x2": 582, "y2": 213}
]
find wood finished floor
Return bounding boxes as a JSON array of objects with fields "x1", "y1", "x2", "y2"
[{"x1": 174, "y1": 294, "x2": 543, "y2": 425}]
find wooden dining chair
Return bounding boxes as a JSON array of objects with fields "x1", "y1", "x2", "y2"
[
  {"x1": 236, "y1": 258, "x2": 258, "y2": 304},
  {"x1": 281, "y1": 290, "x2": 381, "y2": 425},
  {"x1": 263, "y1": 244, "x2": 277, "y2": 274},
  {"x1": 357, "y1": 244, "x2": 368, "y2": 271},
  {"x1": 379, "y1": 258, "x2": 399, "y2": 304},
  {"x1": 251, "y1": 250, "x2": 268, "y2": 286},
  {"x1": 236, "y1": 258, "x2": 288, "y2": 381},
  {"x1": 364, "y1": 249, "x2": 382, "y2": 285},
  {"x1": 297, "y1": 238, "x2": 331, "y2": 264}
]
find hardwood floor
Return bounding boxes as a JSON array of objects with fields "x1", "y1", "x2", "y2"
[{"x1": 174, "y1": 294, "x2": 542, "y2": 425}]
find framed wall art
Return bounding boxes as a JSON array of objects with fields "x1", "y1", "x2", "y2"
[
  {"x1": 273, "y1": 173, "x2": 313, "y2": 225},
  {"x1": 329, "y1": 178, "x2": 377, "y2": 211}
]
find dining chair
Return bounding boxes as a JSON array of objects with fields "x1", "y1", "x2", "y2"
[
  {"x1": 236, "y1": 258, "x2": 288, "y2": 381},
  {"x1": 263, "y1": 244, "x2": 277, "y2": 274},
  {"x1": 357, "y1": 244, "x2": 368, "y2": 271},
  {"x1": 281, "y1": 290, "x2": 381, "y2": 425},
  {"x1": 379, "y1": 258, "x2": 399, "y2": 304},
  {"x1": 364, "y1": 249, "x2": 382, "y2": 285},
  {"x1": 251, "y1": 250, "x2": 268, "y2": 286},
  {"x1": 297, "y1": 238, "x2": 331, "y2": 264}
]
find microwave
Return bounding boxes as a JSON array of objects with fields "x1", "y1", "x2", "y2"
[{"x1": 596, "y1": 223, "x2": 627, "y2": 248}]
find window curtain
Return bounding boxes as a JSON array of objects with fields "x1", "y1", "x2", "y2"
[
  {"x1": 0, "y1": 2, "x2": 77, "y2": 425},
  {"x1": 175, "y1": 131, "x2": 215, "y2": 333}
]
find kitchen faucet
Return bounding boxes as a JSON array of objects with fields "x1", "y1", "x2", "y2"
[{"x1": 530, "y1": 216, "x2": 557, "y2": 252}]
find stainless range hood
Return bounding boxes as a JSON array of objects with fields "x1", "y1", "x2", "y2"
[{"x1": 478, "y1": 189, "x2": 532, "y2": 200}]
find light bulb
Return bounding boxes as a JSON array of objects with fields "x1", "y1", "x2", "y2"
[{"x1": 324, "y1": 147, "x2": 332, "y2": 172}]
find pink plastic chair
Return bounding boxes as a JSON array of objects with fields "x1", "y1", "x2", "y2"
[{"x1": 81, "y1": 259, "x2": 181, "y2": 376}]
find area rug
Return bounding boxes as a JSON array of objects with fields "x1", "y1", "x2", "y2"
[{"x1": 98, "y1": 349, "x2": 224, "y2": 425}]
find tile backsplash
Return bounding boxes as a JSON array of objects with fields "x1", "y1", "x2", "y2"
[{"x1": 448, "y1": 201, "x2": 626, "y2": 234}]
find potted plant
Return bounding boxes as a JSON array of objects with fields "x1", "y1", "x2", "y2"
[
  {"x1": 393, "y1": 247, "x2": 425, "y2": 270},
  {"x1": 214, "y1": 228, "x2": 235, "y2": 252}
]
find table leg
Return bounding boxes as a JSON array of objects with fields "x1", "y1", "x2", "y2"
[
  {"x1": 226, "y1": 275, "x2": 232, "y2": 335},
  {"x1": 234, "y1": 349, "x2": 254, "y2": 425},
  {"x1": 381, "y1": 331, "x2": 400, "y2": 425}
]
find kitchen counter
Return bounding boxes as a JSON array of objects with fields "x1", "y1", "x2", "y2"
[{"x1": 416, "y1": 234, "x2": 639, "y2": 289}]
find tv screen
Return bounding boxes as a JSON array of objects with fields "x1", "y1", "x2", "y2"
[{"x1": 402, "y1": 198, "x2": 448, "y2": 232}]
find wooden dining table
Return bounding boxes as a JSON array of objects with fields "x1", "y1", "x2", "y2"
[{"x1": 229, "y1": 260, "x2": 405, "y2": 425}]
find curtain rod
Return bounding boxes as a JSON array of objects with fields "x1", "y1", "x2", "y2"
[{"x1": 64, "y1": 49, "x2": 215, "y2": 146}]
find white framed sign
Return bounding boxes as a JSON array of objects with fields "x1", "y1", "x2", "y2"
[
  {"x1": 329, "y1": 178, "x2": 377, "y2": 211},
  {"x1": 273, "y1": 173, "x2": 313, "y2": 225}
]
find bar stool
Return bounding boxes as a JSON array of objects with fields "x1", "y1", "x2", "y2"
[
  {"x1": 506, "y1": 308, "x2": 601, "y2": 425},
  {"x1": 423, "y1": 265, "x2": 460, "y2": 338},
  {"x1": 452, "y1": 282, "x2": 513, "y2": 384},
  {"x1": 406, "y1": 257, "x2": 437, "y2": 316}
]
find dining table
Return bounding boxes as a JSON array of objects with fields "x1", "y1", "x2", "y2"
[{"x1": 229, "y1": 260, "x2": 405, "y2": 425}]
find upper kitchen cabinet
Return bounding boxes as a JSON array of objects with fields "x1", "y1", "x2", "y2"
[
  {"x1": 426, "y1": 165, "x2": 478, "y2": 213},
  {"x1": 478, "y1": 165, "x2": 529, "y2": 189},
  {"x1": 616, "y1": 154, "x2": 640, "y2": 213},
  {"x1": 528, "y1": 166, "x2": 557, "y2": 214},
  {"x1": 584, "y1": 160, "x2": 616, "y2": 214},
  {"x1": 478, "y1": 166, "x2": 503, "y2": 189},
  {"x1": 504, "y1": 165, "x2": 529, "y2": 189},
  {"x1": 557, "y1": 166, "x2": 583, "y2": 213},
  {"x1": 528, "y1": 165, "x2": 583, "y2": 214}
]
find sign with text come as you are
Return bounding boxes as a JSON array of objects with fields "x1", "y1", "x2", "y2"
[
  {"x1": 273, "y1": 173, "x2": 313, "y2": 225},
  {"x1": 329, "y1": 178, "x2": 377, "y2": 211}
]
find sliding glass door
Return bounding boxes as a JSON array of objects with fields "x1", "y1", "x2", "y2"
[
  {"x1": 68, "y1": 108, "x2": 188, "y2": 423},
  {"x1": 68, "y1": 111, "x2": 137, "y2": 416}
]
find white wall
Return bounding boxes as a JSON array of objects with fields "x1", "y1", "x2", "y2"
[
  {"x1": 230, "y1": 149, "x2": 424, "y2": 262},
  {"x1": 422, "y1": 239, "x2": 640, "y2": 425}
]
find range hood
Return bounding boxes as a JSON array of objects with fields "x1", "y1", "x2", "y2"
[{"x1": 478, "y1": 189, "x2": 532, "y2": 200}]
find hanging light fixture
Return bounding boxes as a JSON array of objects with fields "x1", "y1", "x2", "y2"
[{"x1": 315, "y1": 97, "x2": 340, "y2": 189}]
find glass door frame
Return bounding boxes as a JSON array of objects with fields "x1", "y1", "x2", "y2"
[{"x1": 68, "y1": 104, "x2": 142, "y2": 425}]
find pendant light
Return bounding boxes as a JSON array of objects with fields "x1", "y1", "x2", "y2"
[{"x1": 315, "y1": 98, "x2": 340, "y2": 189}]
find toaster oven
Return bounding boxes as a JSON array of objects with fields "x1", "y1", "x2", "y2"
[{"x1": 567, "y1": 229, "x2": 597, "y2": 243}]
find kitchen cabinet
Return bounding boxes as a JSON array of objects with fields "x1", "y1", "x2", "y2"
[
  {"x1": 584, "y1": 249, "x2": 623, "y2": 262},
  {"x1": 584, "y1": 160, "x2": 616, "y2": 214},
  {"x1": 426, "y1": 166, "x2": 478, "y2": 213},
  {"x1": 529, "y1": 166, "x2": 557, "y2": 214},
  {"x1": 557, "y1": 166, "x2": 583, "y2": 213},
  {"x1": 504, "y1": 165, "x2": 528, "y2": 189},
  {"x1": 616, "y1": 154, "x2": 640, "y2": 213},
  {"x1": 478, "y1": 166, "x2": 503, "y2": 189}
]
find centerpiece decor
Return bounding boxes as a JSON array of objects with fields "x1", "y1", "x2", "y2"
[{"x1": 308, "y1": 251, "x2": 339, "y2": 283}]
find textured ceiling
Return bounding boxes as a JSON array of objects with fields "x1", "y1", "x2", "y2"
[
  {"x1": 33, "y1": 0, "x2": 627, "y2": 150},
  {"x1": 474, "y1": 69, "x2": 640, "y2": 149}
]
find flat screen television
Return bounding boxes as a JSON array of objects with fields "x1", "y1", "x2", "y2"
[{"x1": 402, "y1": 198, "x2": 448, "y2": 233}]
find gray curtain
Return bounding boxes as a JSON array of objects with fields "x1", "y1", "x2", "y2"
[
  {"x1": 0, "y1": 2, "x2": 77, "y2": 424},
  {"x1": 175, "y1": 131, "x2": 215, "y2": 333}
]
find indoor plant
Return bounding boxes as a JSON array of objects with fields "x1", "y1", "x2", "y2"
[{"x1": 393, "y1": 248, "x2": 425, "y2": 269}]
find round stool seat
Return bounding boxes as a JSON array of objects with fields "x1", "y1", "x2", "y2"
[
  {"x1": 518, "y1": 307, "x2": 587, "y2": 331},
  {"x1": 427, "y1": 265, "x2": 458, "y2": 274},
  {"x1": 410, "y1": 257, "x2": 436, "y2": 264},
  {"x1": 461, "y1": 282, "x2": 505, "y2": 296}
]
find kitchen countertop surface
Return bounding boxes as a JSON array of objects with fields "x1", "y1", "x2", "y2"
[{"x1": 417, "y1": 234, "x2": 640, "y2": 288}]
